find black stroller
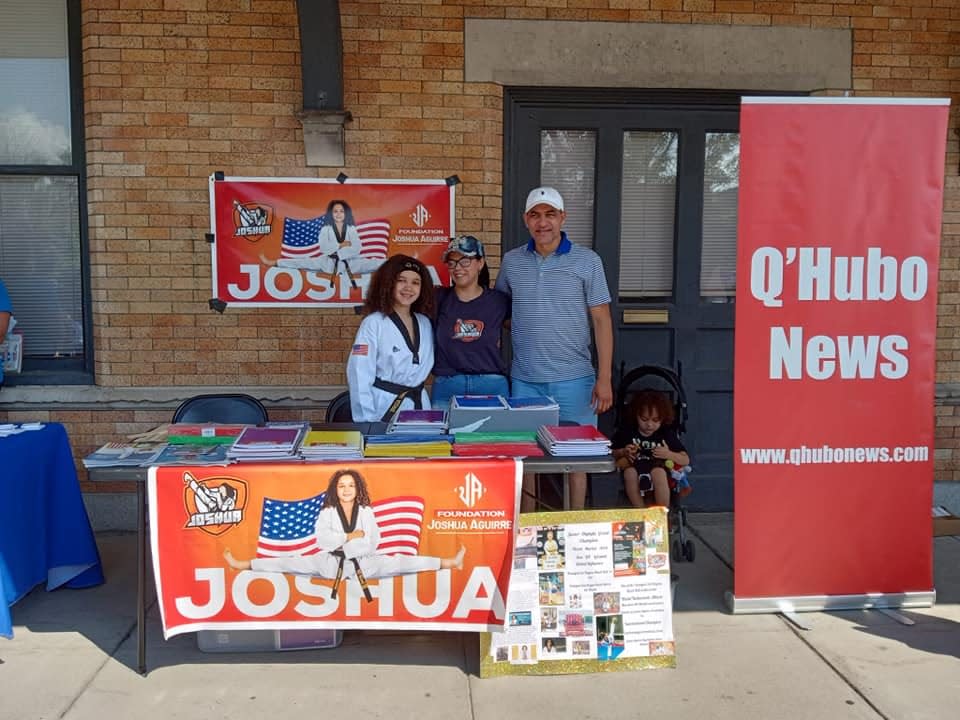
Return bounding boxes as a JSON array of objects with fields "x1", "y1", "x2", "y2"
[{"x1": 614, "y1": 363, "x2": 696, "y2": 563}]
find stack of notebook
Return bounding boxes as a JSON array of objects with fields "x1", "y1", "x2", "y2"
[
  {"x1": 82, "y1": 442, "x2": 163, "y2": 468},
  {"x1": 452, "y1": 431, "x2": 544, "y2": 457},
  {"x1": 451, "y1": 395, "x2": 507, "y2": 410},
  {"x1": 363, "y1": 433, "x2": 453, "y2": 457},
  {"x1": 504, "y1": 395, "x2": 560, "y2": 411},
  {"x1": 387, "y1": 409, "x2": 448, "y2": 435},
  {"x1": 537, "y1": 425, "x2": 612, "y2": 456},
  {"x1": 299, "y1": 429, "x2": 364, "y2": 460},
  {"x1": 151, "y1": 443, "x2": 232, "y2": 466},
  {"x1": 227, "y1": 425, "x2": 307, "y2": 462},
  {"x1": 166, "y1": 423, "x2": 247, "y2": 445}
]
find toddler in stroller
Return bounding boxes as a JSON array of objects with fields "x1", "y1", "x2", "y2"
[
  {"x1": 612, "y1": 389, "x2": 689, "y2": 509},
  {"x1": 612, "y1": 365, "x2": 696, "y2": 562}
]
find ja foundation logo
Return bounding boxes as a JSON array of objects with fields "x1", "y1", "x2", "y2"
[
  {"x1": 456, "y1": 472, "x2": 485, "y2": 508},
  {"x1": 410, "y1": 203, "x2": 430, "y2": 228}
]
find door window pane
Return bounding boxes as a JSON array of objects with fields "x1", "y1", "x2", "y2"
[
  {"x1": 619, "y1": 131, "x2": 677, "y2": 298},
  {"x1": 0, "y1": 0, "x2": 72, "y2": 165},
  {"x1": 539, "y1": 130, "x2": 595, "y2": 248},
  {"x1": 701, "y1": 132, "x2": 739, "y2": 301},
  {"x1": 0, "y1": 176, "x2": 83, "y2": 357}
]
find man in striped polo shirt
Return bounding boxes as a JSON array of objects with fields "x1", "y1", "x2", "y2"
[{"x1": 495, "y1": 187, "x2": 614, "y2": 510}]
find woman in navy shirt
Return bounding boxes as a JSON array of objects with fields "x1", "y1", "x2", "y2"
[{"x1": 431, "y1": 236, "x2": 510, "y2": 409}]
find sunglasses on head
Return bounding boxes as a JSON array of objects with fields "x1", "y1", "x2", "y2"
[{"x1": 401, "y1": 260, "x2": 423, "y2": 273}]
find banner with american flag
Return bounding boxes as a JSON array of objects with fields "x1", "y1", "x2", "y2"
[
  {"x1": 280, "y1": 216, "x2": 391, "y2": 262},
  {"x1": 148, "y1": 458, "x2": 520, "y2": 637},
  {"x1": 210, "y1": 176, "x2": 456, "y2": 307},
  {"x1": 255, "y1": 492, "x2": 424, "y2": 558}
]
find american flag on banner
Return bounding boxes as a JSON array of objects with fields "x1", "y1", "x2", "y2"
[
  {"x1": 356, "y1": 220, "x2": 390, "y2": 261},
  {"x1": 256, "y1": 492, "x2": 425, "y2": 558},
  {"x1": 280, "y1": 216, "x2": 392, "y2": 261}
]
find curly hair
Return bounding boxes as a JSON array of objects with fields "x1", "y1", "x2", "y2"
[
  {"x1": 324, "y1": 469, "x2": 372, "y2": 508},
  {"x1": 324, "y1": 199, "x2": 356, "y2": 228},
  {"x1": 362, "y1": 253, "x2": 436, "y2": 317},
  {"x1": 629, "y1": 389, "x2": 675, "y2": 426}
]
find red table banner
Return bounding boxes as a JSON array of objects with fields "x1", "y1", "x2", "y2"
[
  {"x1": 149, "y1": 459, "x2": 520, "y2": 638},
  {"x1": 733, "y1": 98, "x2": 950, "y2": 608},
  {"x1": 210, "y1": 177, "x2": 455, "y2": 307}
]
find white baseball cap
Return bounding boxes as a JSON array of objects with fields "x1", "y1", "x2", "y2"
[{"x1": 524, "y1": 186, "x2": 564, "y2": 214}]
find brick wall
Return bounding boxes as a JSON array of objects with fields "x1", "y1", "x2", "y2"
[{"x1": 21, "y1": 0, "x2": 958, "y2": 487}]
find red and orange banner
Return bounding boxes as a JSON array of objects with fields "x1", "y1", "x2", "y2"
[
  {"x1": 149, "y1": 459, "x2": 520, "y2": 638},
  {"x1": 733, "y1": 98, "x2": 949, "y2": 608},
  {"x1": 209, "y1": 177, "x2": 456, "y2": 307}
]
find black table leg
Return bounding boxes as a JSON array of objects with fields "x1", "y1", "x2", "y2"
[{"x1": 136, "y1": 478, "x2": 146, "y2": 675}]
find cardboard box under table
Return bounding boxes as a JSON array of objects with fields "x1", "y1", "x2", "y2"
[{"x1": 197, "y1": 628, "x2": 342, "y2": 653}]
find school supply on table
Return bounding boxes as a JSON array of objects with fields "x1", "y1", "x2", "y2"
[
  {"x1": 451, "y1": 395, "x2": 507, "y2": 409},
  {"x1": 453, "y1": 442, "x2": 544, "y2": 457},
  {"x1": 166, "y1": 423, "x2": 248, "y2": 445},
  {"x1": 448, "y1": 394, "x2": 559, "y2": 433},
  {"x1": 82, "y1": 442, "x2": 163, "y2": 468},
  {"x1": 537, "y1": 425, "x2": 612, "y2": 457},
  {"x1": 150, "y1": 444, "x2": 232, "y2": 466},
  {"x1": 0, "y1": 422, "x2": 45, "y2": 437},
  {"x1": 504, "y1": 396, "x2": 560, "y2": 411},
  {"x1": 453, "y1": 431, "x2": 539, "y2": 444},
  {"x1": 386, "y1": 409, "x2": 448, "y2": 435},
  {"x1": 363, "y1": 433, "x2": 453, "y2": 457},
  {"x1": 451, "y1": 430, "x2": 543, "y2": 457},
  {"x1": 227, "y1": 425, "x2": 307, "y2": 462},
  {"x1": 299, "y1": 430, "x2": 364, "y2": 460}
]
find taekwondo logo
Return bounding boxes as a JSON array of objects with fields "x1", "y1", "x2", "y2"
[
  {"x1": 183, "y1": 471, "x2": 247, "y2": 535},
  {"x1": 456, "y1": 472, "x2": 485, "y2": 508},
  {"x1": 452, "y1": 318, "x2": 483, "y2": 342},
  {"x1": 232, "y1": 200, "x2": 273, "y2": 239},
  {"x1": 410, "y1": 203, "x2": 430, "y2": 228}
]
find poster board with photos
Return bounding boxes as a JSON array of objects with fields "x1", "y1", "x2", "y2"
[{"x1": 480, "y1": 507, "x2": 675, "y2": 676}]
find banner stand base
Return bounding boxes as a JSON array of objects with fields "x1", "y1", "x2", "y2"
[{"x1": 725, "y1": 589, "x2": 936, "y2": 615}]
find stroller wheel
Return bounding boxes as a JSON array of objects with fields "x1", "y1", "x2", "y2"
[
  {"x1": 672, "y1": 539, "x2": 683, "y2": 563},
  {"x1": 683, "y1": 539, "x2": 696, "y2": 562}
]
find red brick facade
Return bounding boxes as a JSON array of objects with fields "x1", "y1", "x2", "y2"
[{"x1": 2, "y1": 0, "x2": 958, "y2": 489}]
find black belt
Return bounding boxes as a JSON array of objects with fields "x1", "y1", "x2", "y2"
[
  {"x1": 328, "y1": 252, "x2": 358, "y2": 289},
  {"x1": 330, "y1": 549, "x2": 373, "y2": 602},
  {"x1": 373, "y1": 377, "x2": 424, "y2": 422}
]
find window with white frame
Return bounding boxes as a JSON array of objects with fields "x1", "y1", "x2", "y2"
[{"x1": 0, "y1": 0, "x2": 89, "y2": 383}]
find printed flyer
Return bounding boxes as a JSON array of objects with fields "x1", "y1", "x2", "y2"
[{"x1": 480, "y1": 507, "x2": 675, "y2": 676}]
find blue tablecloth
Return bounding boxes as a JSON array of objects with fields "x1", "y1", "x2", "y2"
[{"x1": 0, "y1": 423, "x2": 104, "y2": 638}]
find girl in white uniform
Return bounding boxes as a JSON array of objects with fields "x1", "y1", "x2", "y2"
[
  {"x1": 269, "y1": 199, "x2": 386, "y2": 277},
  {"x1": 347, "y1": 254, "x2": 436, "y2": 422},
  {"x1": 225, "y1": 469, "x2": 465, "y2": 600}
]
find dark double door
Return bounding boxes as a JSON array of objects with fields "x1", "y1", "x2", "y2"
[{"x1": 505, "y1": 91, "x2": 741, "y2": 510}]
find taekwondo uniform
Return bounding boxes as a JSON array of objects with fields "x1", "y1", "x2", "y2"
[
  {"x1": 250, "y1": 504, "x2": 441, "y2": 580},
  {"x1": 277, "y1": 224, "x2": 384, "y2": 276},
  {"x1": 347, "y1": 311, "x2": 434, "y2": 422}
]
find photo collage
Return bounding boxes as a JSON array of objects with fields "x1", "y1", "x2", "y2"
[{"x1": 489, "y1": 510, "x2": 676, "y2": 672}]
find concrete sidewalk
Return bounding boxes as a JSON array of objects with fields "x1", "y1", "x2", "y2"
[{"x1": 2, "y1": 515, "x2": 958, "y2": 720}]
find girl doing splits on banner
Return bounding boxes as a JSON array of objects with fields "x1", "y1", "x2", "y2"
[
  {"x1": 225, "y1": 469, "x2": 465, "y2": 600},
  {"x1": 263, "y1": 199, "x2": 385, "y2": 281},
  {"x1": 347, "y1": 254, "x2": 436, "y2": 422}
]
